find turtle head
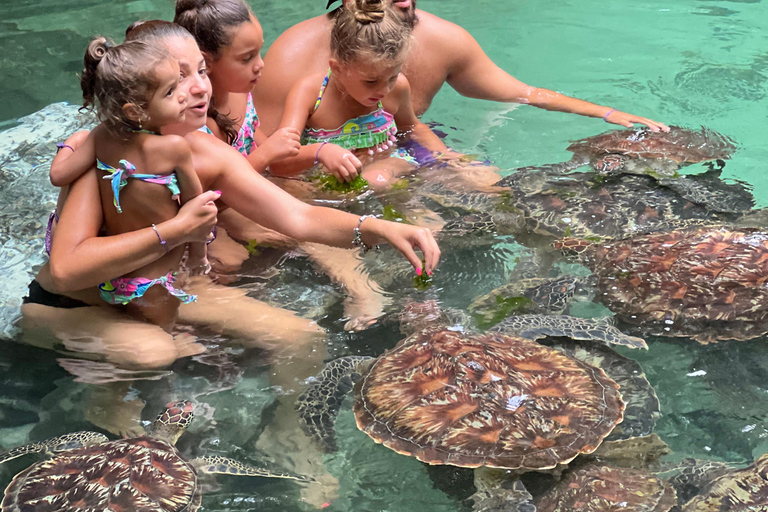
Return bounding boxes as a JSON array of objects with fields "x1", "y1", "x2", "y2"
[
  {"x1": 147, "y1": 400, "x2": 195, "y2": 445},
  {"x1": 593, "y1": 153, "x2": 630, "y2": 175}
]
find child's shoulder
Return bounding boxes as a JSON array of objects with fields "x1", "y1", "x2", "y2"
[
  {"x1": 293, "y1": 72, "x2": 327, "y2": 93},
  {"x1": 143, "y1": 133, "x2": 191, "y2": 160}
]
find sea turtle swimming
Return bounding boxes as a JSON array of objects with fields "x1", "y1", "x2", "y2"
[
  {"x1": 507, "y1": 126, "x2": 743, "y2": 214},
  {"x1": 531, "y1": 463, "x2": 677, "y2": 512},
  {"x1": 297, "y1": 322, "x2": 625, "y2": 470},
  {"x1": 0, "y1": 400, "x2": 309, "y2": 512},
  {"x1": 410, "y1": 162, "x2": 752, "y2": 249},
  {"x1": 556, "y1": 224, "x2": 768, "y2": 343},
  {"x1": 668, "y1": 453, "x2": 768, "y2": 511}
]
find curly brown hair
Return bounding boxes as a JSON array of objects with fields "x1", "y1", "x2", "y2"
[
  {"x1": 80, "y1": 37, "x2": 170, "y2": 135},
  {"x1": 331, "y1": 0, "x2": 412, "y2": 64}
]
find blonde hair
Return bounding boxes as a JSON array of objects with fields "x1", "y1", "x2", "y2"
[
  {"x1": 331, "y1": 0, "x2": 412, "y2": 64},
  {"x1": 80, "y1": 37, "x2": 170, "y2": 134}
]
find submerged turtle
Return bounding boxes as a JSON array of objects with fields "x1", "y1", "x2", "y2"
[
  {"x1": 556, "y1": 224, "x2": 768, "y2": 343},
  {"x1": 671, "y1": 453, "x2": 768, "y2": 511},
  {"x1": 532, "y1": 463, "x2": 677, "y2": 512},
  {"x1": 298, "y1": 323, "x2": 625, "y2": 470},
  {"x1": 0, "y1": 401, "x2": 309, "y2": 512},
  {"x1": 509, "y1": 126, "x2": 742, "y2": 213},
  {"x1": 416, "y1": 164, "x2": 751, "y2": 249}
]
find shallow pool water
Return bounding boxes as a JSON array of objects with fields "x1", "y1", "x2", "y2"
[{"x1": 1, "y1": 0, "x2": 767, "y2": 510}]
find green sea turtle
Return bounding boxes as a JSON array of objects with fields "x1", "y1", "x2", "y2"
[
  {"x1": 297, "y1": 323, "x2": 625, "y2": 469},
  {"x1": 532, "y1": 463, "x2": 677, "y2": 512},
  {"x1": 505, "y1": 126, "x2": 743, "y2": 214},
  {"x1": 0, "y1": 400, "x2": 309, "y2": 512},
  {"x1": 414, "y1": 164, "x2": 751, "y2": 249},
  {"x1": 670, "y1": 454, "x2": 768, "y2": 511},
  {"x1": 556, "y1": 224, "x2": 768, "y2": 343}
]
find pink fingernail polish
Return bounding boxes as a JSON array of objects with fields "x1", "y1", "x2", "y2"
[
  {"x1": 427, "y1": 270, "x2": 433, "y2": 276},
  {"x1": 214, "y1": 190, "x2": 222, "y2": 195},
  {"x1": 416, "y1": 267, "x2": 422, "y2": 276}
]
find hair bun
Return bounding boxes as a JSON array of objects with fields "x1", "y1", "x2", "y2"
[
  {"x1": 351, "y1": 0, "x2": 387, "y2": 23},
  {"x1": 86, "y1": 37, "x2": 113, "y2": 62}
]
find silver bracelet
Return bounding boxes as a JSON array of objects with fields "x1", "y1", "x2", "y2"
[
  {"x1": 151, "y1": 224, "x2": 169, "y2": 253},
  {"x1": 352, "y1": 215, "x2": 378, "y2": 254}
]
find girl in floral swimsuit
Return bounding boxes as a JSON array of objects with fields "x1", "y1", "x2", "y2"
[
  {"x1": 277, "y1": 0, "x2": 448, "y2": 189},
  {"x1": 174, "y1": 0, "x2": 301, "y2": 171}
]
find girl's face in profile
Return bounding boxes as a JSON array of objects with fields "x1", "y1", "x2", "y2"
[
  {"x1": 333, "y1": 57, "x2": 404, "y2": 108},
  {"x1": 207, "y1": 15, "x2": 265, "y2": 95}
]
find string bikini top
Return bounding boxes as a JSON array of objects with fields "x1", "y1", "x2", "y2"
[
  {"x1": 301, "y1": 69, "x2": 398, "y2": 155},
  {"x1": 201, "y1": 92, "x2": 260, "y2": 156},
  {"x1": 96, "y1": 159, "x2": 180, "y2": 214}
]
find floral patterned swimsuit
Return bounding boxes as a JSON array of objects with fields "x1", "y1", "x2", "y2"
[{"x1": 201, "y1": 92, "x2": 259, "y2": 156}]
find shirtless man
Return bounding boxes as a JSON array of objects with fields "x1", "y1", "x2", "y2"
[{"x1": 255, "y1": 0, "x2": 668, "y2": 136}]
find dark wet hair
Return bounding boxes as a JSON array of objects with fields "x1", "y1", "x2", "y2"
[
  {"x1": 174, "y1": 0, "x2": 252, "y2": 58},
  {"x1": 80, "y1": 36, "x2": 170, "y2": 135},
  {"x1": 173, "y1": 0, "x2": 252, "y2": 144},
  {"x1": 331, "y1": 0, "x2": 412, "y2": 64}
]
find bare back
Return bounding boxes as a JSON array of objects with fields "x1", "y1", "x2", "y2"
[{"x1": 93, "y1": 129, "x2": 187, "y2": 280}]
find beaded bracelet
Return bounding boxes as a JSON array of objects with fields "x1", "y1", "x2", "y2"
[
  {"x1": 314, "y1": 142, "x2": 328, "y2": 166},
  {"x1": 603, "y1": 109, "x2": 616, "y2": 122},
  {"x1": 352, "y1": 215, "x2": 378, "y2": 254},
  {"x1": 56, "y1": 142, "x2": 75, "y2": 153},
  {"x1": 151, "y1": 224, "x2": 169, "y2": 253}
]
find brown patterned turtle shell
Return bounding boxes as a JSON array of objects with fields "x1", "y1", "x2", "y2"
[
  {"x1": 353, "y1": 328, "x2": 625, "y2": 470},
  {"x1": 566, "y1": 126, "x2": 736, "y2": 164},
  {"x1": 535, "y1": 463, "x2": 677, "y2": 512},
  {"x1": 562, "y1": 226, "x2": 768, "y2": 343},
  {"x1": 2, "y1": 437, "x2": 199, "y2": 512},
  {"x1": 679, "y1": 453, "x2": 768, "y2": 511}
]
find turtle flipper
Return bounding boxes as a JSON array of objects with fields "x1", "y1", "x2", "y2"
[
  {"x1": 471, "y1": 468, "x2": 536, "y2": 512},
  {"x1": 490, "y1": 314, "x2": 648, "y2": 349},
  {"x1": 296, "y1": 356, "x2": 373, "y2": 452},
  {"x1": 0, "y1": 431, "x2": 108, "y2": 464},
  {"x1": 658, "y1": 175, "x2": 754, "y2": 214},
  {"x1": 191, "y1": 455, "x2": 313, "y2": 483}
]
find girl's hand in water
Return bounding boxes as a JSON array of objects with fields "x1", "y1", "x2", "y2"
[
  {"x1": 318, "y1": 144, "x2": 362, "y2": 182},
  {"x1": 604, "y1": 110, "x2": 670, "y2": 132},
  {"x1": 174, "y1": 190, "x2": 220, "y2": 244},
  {"x1": 260, "y1": 127, "x2": 302, "y2": 166},
  {"x1": 364, "y1": 219, "x2": 441, "y2": 275}
]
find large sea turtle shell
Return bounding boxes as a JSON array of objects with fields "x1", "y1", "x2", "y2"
[
  {"x1": 534, "y1": 463, "x2": 677, "y2": 512},
  {"x1": 677, "y1": 453, "x2": 768, "y2": 511},
  {"x1": 560, "y1": 225, "x2": 768, "y2": 343},
  {"x1": 353, "y1": 327, "x2": 625, "y2": 470},
  {"x1": 0, "y1": 401, "x2": 307, "y2": 512},
  {"x1": 566, "y1": 126, "x2": 736, "y2": 167}
]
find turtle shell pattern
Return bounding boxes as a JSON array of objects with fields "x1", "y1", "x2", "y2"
[
  {"x1": 535, "y1": 463, "x2": 677, "y2": 512},
  {"x1": 2, "y1": 437, "x2": 199, "y2": 512},
  {"x1": 566, "y1": 126, "x2": 736, "y2": 164},
  {"x1": 507, "y1": 173, "x2": 726, "y2": 242},
  {"x1": 353, "y1": 328, "x2": 625, "y2": 470},
  {"x1": 573, "y1": 226, "x2": 768, "y2": 342},
  {"x1": 680, "y1": 453, "x2": 768, "y2": 511}
]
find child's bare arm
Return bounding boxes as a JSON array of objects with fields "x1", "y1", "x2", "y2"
[
  {"x1": 50, "y1": 128, "x2": 99, "y2": 187},
  {"x1": 391, "y1": 76, "x2": 448, "y2": 154}
]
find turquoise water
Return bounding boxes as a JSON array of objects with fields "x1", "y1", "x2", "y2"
[{"x1": 1, "y1": 0, "x2": 768, "y2": 510}]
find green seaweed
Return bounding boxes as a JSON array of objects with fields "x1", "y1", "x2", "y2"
[
  {"x1": 312, "y1": 173, "x2": 370, "y2": 193},
  {"x1": 245, "y1": 240, "x2": 261, "y2": 256},
  {"x1": 389, "y1": 179, "x2": 410, "y2": 191},
  {"x1": 412, "y1": 260, "x2": 434, "y2": 290},
  {"x1": 382, "y1": 205, "x2": 406, "y2": 223}
]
